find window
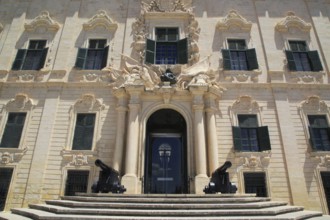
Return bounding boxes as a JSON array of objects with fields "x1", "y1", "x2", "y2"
[
  {"x1": 321, "y1": 172, "x2": 330, "y2": 213},
  {"x1": 75, "y1": 39, "x2": 109, "y2": 70},
  {"x1": 65, "y1": 170, "x2": 89, "y2": 196},
  {"x1": 0, "y1": 168, "x2": 13, "y2": 211},
  {"x1": 308, "y1": 115, "x2": 330, "y2": 151},
  {"x1": 232, "y1": 114, "x2": 271, "y2": 152},
  {"x1": 0, "y1": 112, "x2": 26, "y2": 148},
  {"x1": 244, "y1": 172, "x2": 267, "y2": 197},
  {"x1": 286, "y1": 41, "x2": 323, "y2": 72},
  {"x1": 222, "y1": 39, "x2": 258, "y2": 71},
  {"x1": 146, "y1": 28, "x2": 188, "y2": 65},
  {"x1": 12, "y1": 40, "x2": 48, "y2": 70},
  {"x1": 72, "y1": 113, "x2": 96, "y2": 150}
]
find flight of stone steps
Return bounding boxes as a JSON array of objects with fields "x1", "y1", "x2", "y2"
[{"x1": 1, "y1": 193, "x2": 330, "y2": 220}]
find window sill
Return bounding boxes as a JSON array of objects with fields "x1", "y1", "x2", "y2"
[
  {"x1": 0, "y1": 147, "x2": 28, "y2": 164},
  {"x1": 70, "y1": 69, "x2": 110, "y2": 83},
  {"x1": 288, "y1": 70, "x2": 325, "y2": 83},
  {"x1": 234, "y1": 151, "x2": 271, "y2": 168},
  {"x1": 8, "y1": 70, "x2": 50, "y2": 82},
  {"x1": 223, "y1": 69, "x2": 261, "y2": 83},
  {"x1": 61, "y1": 149, "x2": 98, "y2": 166}
]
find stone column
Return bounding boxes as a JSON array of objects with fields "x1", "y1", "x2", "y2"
[
  {"x1": 190, "y1": 86, "x2": 209, "y2": 194},
  {"x1": 121, "y1": 85, "x2": 144, "y2": 194},
  {"x1": 205, "y1": 93, "x2": 219, "y2": 175},
  {"x1": 112, "y1": 88, "x2": 128, "y2": 174}
]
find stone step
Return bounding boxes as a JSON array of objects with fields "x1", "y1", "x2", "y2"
[
  {"x1": 16, "y1": 203, "x2": 306, "y2": 217},
  {"x1": 46, "y1": 199, "x2": 287, "y2": 209}
]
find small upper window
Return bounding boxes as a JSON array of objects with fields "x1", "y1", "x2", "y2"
[
  {"x1": 222, "y1": 39, "x2": 258, "y2": 71},
  {"x1": 308, "y1": 115, "x2": 330, "y2": 151},
  {"x1": 75, "y1": 39, "x2": 109, "y2": 70},
  {"x1": 146, "y1": 27, "x2": 187, "y2": 65},
  {"x1": 12, "y1": 40, "x2": 48, "y2": 70},
  {"x1": 285, "y1": 40, "x2": 323, "y2": 72}
]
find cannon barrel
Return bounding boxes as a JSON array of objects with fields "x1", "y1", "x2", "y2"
[
  {"x1": 214, "y1": 161, "x2": 232, "y2": 174},
  {"x1": 95, "y1": 159, "x2": 118, "y2": 174}
]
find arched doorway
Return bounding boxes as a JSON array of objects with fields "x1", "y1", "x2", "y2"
[{"x1": 144, "y1": 109, "x2": 188, "y2": 194}]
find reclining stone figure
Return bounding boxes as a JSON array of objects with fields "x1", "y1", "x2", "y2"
[
  {"x1": 204, "y1": 161, "x2": 237, "y2": 194},
  {"x1": 91, "y1": 159, "x2": 126, "y2": 193}
]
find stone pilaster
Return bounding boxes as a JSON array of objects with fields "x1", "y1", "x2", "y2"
[
  {"x1": 112, "y1": 88, "x2": 128, "y2": 174},
  {"x1": 121, "y1": 85, "x2": 144, "y2": 194},
  {"x1": 205, "y1": 93, "x2": 219, "y2": 175},
  {"x1": 190, "y1": 85, "x2": 209, "y2": 194}
]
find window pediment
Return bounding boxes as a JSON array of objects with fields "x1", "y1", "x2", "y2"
[
  {"x1": 83, "y1": 10, "x2": 118, "y2": 31},
  {"x1": 24, "y1": 11, "x2": 60, "y2": 32},
  {"x1": 275, "y1": 11, "x2": 312, "y2": 33},
  {"x1": 216, "y1": 10, "x2": 252, "y2": 32},
  {"x1": 5, "y1": 93, "x2": 34, "y2": 111},
  {"x1": 299, "y1": 95, "x2": 328, "y2": 114}
]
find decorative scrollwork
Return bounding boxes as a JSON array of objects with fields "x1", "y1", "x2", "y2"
[
  {"x1": 24, "y1": 11, "x2": 60, "y2": 32},
  {"x1": 275, "y1": 11, "x2": 312, "y2": 33},
  {"x1": 216, "y1": 10, "x2": 252, "y2": 32},
  {"x1": 83, "y1": 10, "x2": 118, "y2": 31}
]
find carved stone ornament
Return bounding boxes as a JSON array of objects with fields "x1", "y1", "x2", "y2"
[
  {"x1": 83, "y1": 10, "x2": 118, "y2": 31},
  {"x1": 216, "y1": 10, "x2": 252, "y2": 32},
  {"x1": 312, "y1": 154, "x2": 330, "y2": 168},
  {"x1": 73, "y1": 94, "x2": 105, "y2": 111},
  {"x1": 61, "y1": 150, "x2": 97, "y2": 166},
  {"x1": 231, "y1": 95, "x2": 260, "y2": 113},
  {"x1": 288, "y1": 71, "x2": 324, "y2": 84},
  {"x1": 299, "y1": 95, "x2": 328, "y2": 113},
  {"x1": 132, "y1": 1, "x2": 200, "y2": 65},
  {"x1": 275, "y1": 11, "x2": 312, "y2": 33},
  {"x1": 5, "y1": 93, "x2": 34, "y2": 111},
  {"x1": 0, "y1": 148, "x2": 28, "y2": 164},
  {"x1": 236, "y1": 153, "x2": 271, "y2": 169},
  {"x1": 223, "y1": 70, "x2": 261, "y2": 83},
  {"x1": 24, "y1": 11, "x2": 60, "y2": 32}
]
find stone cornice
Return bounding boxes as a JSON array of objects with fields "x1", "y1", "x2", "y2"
[
  {"x1": 275, "y1": 11, "x2": 312, "y2": 33},
  {"x1": 24, "y1": 11, "x2": 60, "y2": 32}
]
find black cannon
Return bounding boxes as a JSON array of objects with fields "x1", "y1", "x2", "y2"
[
  {"x1": 91, "y1": 159, "x2": 126, "y2": 193},
  {"x1": 203, "y1": 161, "x2": 237, "y2": 194}
]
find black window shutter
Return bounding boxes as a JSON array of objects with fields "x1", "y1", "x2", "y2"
[
  {"x1": 72, "y1": 114, "x2": 95, "y2": 150},
  {"x1": 257, "y1": 126, "x2": 271, "y2": 151},
  {"x1": 246, "y1": 48, "x2": 259, "y2": 70},
  {"x1": 145, "y1": 39, "x2": 156, "y2": 64},
  {"x1": 232, "y1": 126, "x2": 242, "y2": 151},
  {"x1": 177, "y1": 38, "x2": 188, "y2": 64},
  {"x1": 285, "y1": 50, "x2": 297, "y2": 71},
  {"x1": 101, "y1": 46, "x2": 109, "y2": 69},
  {"x1": 308, "y1": 50, "x2": 323, "y2": 72},
  {"x1": 38, "y1": 47, "x2": 48, "y2": 70},
  {"x1": 0, "y1": 113, "x2": 26, "y2": 148},
  {"x1": 75, "y1": 48, "x2": 88, "y2": 69},
  {"x1": 12, "y1": 49, "x2": 27, "y2": 70},
  {"x1": 222, "y1": 49, "x2": 231, "y2": 70},
  {"x1": 308, "y1": 126, "x2": 318, "y2": 151}
]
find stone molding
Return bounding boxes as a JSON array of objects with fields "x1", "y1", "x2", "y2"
[
  {"x1": 72, "y1": 94, "x2": 105, "y2": 112},
  {"x1": 5, "y1": 93, "x2": 34, "y2": 111},
  {"x1": 61, "y1": 150, "x2": 98, "y2": 166},
  {"x1": 83, "y1": 10, "x2": 118, "y2": 31},
  {"x1": 216, "y1": 10, "x2": 252, "y2": 32},
  {"x1": 287, "y1": 70, "x2": 325, "y2": 84},
  {"x1": 0, "y1": 148, "x2": 28, "y2": 164},
  {"x1": 24, "y1": 11, "x2": 60, "y2": 32},
  {"x1": 275, "y1": 11, "x2": 312, "y2": 33},
  {"x1": 223, "y1": 70, "x2": 261, "y2": 83},
  {"x1": 299, "y1": 95, "x2": 328, "y2": 114},
  {"x1": 230, "y1": 95, "x2": 260, "y2": 114},
  {"x1": 235, "y1": 152, "x2": 271, "y2": 169}
]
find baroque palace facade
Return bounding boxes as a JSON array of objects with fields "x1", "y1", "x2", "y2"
[{"x1": 1, "y1": 0, "x2": 330, "y2": 215}]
